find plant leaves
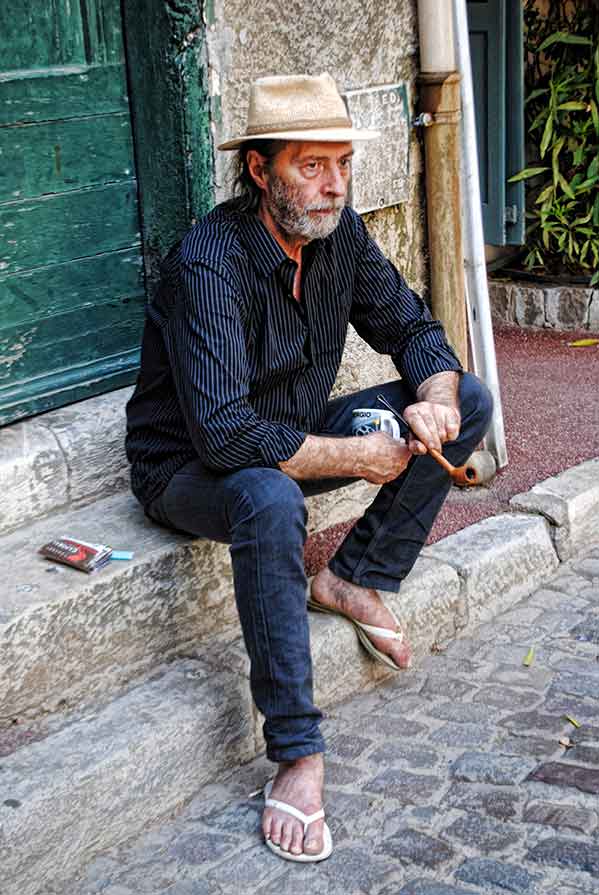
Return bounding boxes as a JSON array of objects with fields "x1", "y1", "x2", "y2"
[
  {"x1": 540, "y1": 114, "x2": 554, "y2": 157},
  {"x1": 525, "y1": 87, "x2": 550, "y2": 105},
  {"x1": 508, "y1": 167, "x2": 549, "y2": 183},
  {"x1": 539, "y1": 32, "x2": 592, "y2": 52},
  {"x1": 557, "y1": 172, "x2": 576, "y2": 199},
  {"x1": 557, "y1": 101, "x2": 588, "y2": 110},
  {"x1": 535, "y1": 184, "x2": 554, "y2": 204}
]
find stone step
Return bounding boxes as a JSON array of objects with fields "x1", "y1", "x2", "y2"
[
  {"x1": 0, "y1": 387, "x2": 133, "y2": 538},
  {"x1": 1, "y1": 478, "x2": 380, "y2": 725}
]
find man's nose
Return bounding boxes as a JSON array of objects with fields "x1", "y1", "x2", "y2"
[{"x1": 323, "y1": 166, "x2": 347, "y2": 197}]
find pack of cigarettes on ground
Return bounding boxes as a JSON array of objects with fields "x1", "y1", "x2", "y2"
[{"x1": 38, "y1": 536, "x2": 113, "y2": 573}]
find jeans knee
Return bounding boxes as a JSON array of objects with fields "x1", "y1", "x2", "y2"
[{"x1": 226, "y1": 468, "x2": 307, "y2": 533}]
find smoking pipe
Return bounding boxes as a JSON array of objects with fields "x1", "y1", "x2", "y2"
[{"x1": 376, "y1": 394, "x2": 495, "y2": 486}]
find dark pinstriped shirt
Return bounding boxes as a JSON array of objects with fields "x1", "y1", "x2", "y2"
[{"x1": 125, "y1": 203, "x2": 462, "y2": 507}]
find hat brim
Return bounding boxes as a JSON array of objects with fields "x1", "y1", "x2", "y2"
[{"x1": 217, "y1": 127, "x2": 380, "y2": 151}]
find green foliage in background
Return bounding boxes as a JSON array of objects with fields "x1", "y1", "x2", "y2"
[{"x1": 509, "y1": 0, "x2": 599, "y2": 284}]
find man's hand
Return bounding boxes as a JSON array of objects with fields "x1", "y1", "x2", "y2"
[
  {"x1": 356, "y1": 432, "x2": 412, "y2": 484},
  {"x1": 404, "y1": 371, "x2": 461, "y2": 455}
]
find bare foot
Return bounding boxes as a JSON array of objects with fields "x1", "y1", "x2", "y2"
[
  {"x1": 311, "y1": 567, "x2": 413, "y2": 669},
  {"x1": 263, "y1": 753, "x2": 325, "y2": 857}
]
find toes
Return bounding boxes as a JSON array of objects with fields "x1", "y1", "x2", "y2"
[
  {"x1": 303, "y1": 820, "x2": 324, "y2": 855},
  {"x1": 269, "y1": 815, "x2": 283, "y2": 846},
  {"x1": 396, "y1": 639, "x2": 413, "y2": 669},
  {"x1": 289, "y1": 822, "x2": 305, "y2": 855},
  {"x1": 279, "y1": 819, "x2": 294, "y2": 853},
  {"x1": 262, "y1": 813, "x2": 272, "y2": 841}
]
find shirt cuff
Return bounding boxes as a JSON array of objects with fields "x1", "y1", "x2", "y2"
[
  {"x1": 258, "y1": 424, "x2": 307, "y2": 468},
  {"x1": 397, "y1": 343, "x2": 463, "y2": 394}
]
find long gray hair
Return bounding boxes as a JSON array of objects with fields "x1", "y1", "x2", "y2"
[{"x1": 223, "y1": 139, "x2": 287, "y2": 213}]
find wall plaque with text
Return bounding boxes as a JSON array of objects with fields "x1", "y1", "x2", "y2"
[{"x1": 342, "y1": 83, "x2": 410, "y2": 214}]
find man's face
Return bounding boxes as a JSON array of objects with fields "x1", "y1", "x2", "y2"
[{"x1": 263, "y1": 141, "x2": 353, "y2": 241}]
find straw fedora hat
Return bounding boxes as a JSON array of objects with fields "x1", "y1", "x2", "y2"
[{"x1": 217, "y1": 73, "x2": 380, "y2": 150}]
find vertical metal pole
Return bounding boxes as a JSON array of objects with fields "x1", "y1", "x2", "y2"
[{"x1": 453, "y1": 0, "x2": 509, "y2": 467}]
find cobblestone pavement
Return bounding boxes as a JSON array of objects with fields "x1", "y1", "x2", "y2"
[{"x1": 66, "y1": 545, "x2": 599, "y2": 895}]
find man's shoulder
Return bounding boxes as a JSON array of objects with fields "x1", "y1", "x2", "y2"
[
  {"x1": 179, "y1": 204, "x2": 248, "y2": 268},
  {"x1": 332, "y1": 205, "x2": 366, "y2": 250}
]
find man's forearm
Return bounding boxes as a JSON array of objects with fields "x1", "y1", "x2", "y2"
[
  {"x1": 279, "y1": 432, "x2": 411, "y2": 485},
  {"x1": 279, "y1": 434, "x2": 364, "y2": 480}
]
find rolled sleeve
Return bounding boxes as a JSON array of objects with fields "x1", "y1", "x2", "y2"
[
  {"x1": 165, "y1": 259, "x2": 306, "y2": 472},
  {"x1": 349, "y1": 215, "x2": 463, "y2": 394}
]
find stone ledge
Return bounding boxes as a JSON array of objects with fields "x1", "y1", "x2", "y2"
[
  {"x1": 510, "y1": 458, "x2": 599, "y2": 561},
  {"x1": 489, "y1": 280, "x2": 598, "y2": 331},
  {"x1": 422, "y1": 513, "x2": 559, "y2": 626}
]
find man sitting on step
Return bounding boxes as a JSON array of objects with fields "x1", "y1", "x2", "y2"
[{"x1": 125, "y1": 73, "x2": 492, "y2": 864}]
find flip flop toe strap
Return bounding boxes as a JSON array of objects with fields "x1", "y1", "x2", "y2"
[
  {"x1": 356, "y1": 619, "x2": 404, "y2": 642},
  {"x1": 265, "y1": 796, "x2": 325, "y2": 832}
]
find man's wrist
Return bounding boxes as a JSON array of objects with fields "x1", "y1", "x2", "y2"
[{"x1": 416, "y1": 371, "x2": 460, "y2": 409}]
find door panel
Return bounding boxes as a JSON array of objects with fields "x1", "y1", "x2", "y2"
[
  {"x1": 0, "y1": 0, "x2": 144, "y2": 425},
  {"x1": 467, "y1": 0, "x2": 524, "y2": 245},
  {"x1": 468, "y1": 0, "x2": 506, "y2": 245},
  {"x1": 0, "y1": 66, "x2": 128, "y2": 126},
  {"x1": 0, "y1": 114, "x2": 135, "y2": 198},
  {"x1": 2, "y1": 250, "x2": 143, "y2": 323},
  {"x1": 0, "y1": 301, "x2": 145, "y2": 387},
  {"x1": 0, "y1": 183, "x2": 140, "y2": 272}
]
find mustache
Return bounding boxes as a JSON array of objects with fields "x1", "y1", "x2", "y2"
[{"x1": 305, "y1": 199, "x2": 346, "y2": 212}]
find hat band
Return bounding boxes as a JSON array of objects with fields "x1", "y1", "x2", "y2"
[{"x1": 246, "y1": 115, "x2": 352, "y2": 136}]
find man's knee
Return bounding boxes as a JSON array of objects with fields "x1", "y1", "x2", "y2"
[
  {"x1": 226, "y1": 467, "x2": 307, "y2": 531},
  {"x1": 458, "y1": 373, "x2": 494, "y2": 441}
]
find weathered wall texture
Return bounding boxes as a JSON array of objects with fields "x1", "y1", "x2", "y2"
[{"x1": 204, "y1": 0, "x2": 427, "y2": 395}]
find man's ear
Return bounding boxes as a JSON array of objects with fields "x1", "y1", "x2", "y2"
[{"x1": 246, "y1": 150, "x2": 269, "y2": 192}]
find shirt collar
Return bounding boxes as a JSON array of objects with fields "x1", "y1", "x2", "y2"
[
  {"x1": 237, "y1": 211, "x2": 327, "y2": 278},
  {"x1": 237, "y1": 213, "x2": 288, "y2": 277}
]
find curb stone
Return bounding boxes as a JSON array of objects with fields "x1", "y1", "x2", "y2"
[
  {"x1": 510, "y1": 458, "x2": 599, "y2": 561},
  {"x1": 422, "y1": 512, "x2": 559, "y2": 625}
]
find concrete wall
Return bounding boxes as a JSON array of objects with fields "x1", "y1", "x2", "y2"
[{"x1": 204, "y1": 0, "x2": 427, "y2": 395}]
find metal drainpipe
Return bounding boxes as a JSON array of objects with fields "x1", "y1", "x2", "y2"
[{"x1": 416, "y1": 0, "x2": 468, "y2": 367}]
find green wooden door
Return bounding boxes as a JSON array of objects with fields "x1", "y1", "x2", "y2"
[
  {"x1": 468, "y1": 0, "x2": 525, "y2": 246},
  {"x1": 0, "y1": 1, "x2": 145, "y2": 425}
]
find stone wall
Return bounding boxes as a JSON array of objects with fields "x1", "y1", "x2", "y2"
[{"x1": 204, "y1": 0, "x2": 426, "y2": 394}]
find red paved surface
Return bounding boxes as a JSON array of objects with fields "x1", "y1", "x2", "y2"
[{"x1": 305, "y1": 325, "x2": 599, "y2": 575}]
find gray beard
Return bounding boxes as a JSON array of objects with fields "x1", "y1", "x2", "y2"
[{"x1": 267, "y1": 174, "x2": 345, "y2": 241}]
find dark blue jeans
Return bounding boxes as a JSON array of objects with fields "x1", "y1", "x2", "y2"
[{"x1": 147, "y1": 373, "x2": 493, "y2": 762}]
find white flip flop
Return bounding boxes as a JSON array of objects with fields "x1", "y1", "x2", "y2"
[
  {"x1": 307, "y1": 597, "x2": 409, "y2": 671},
  {"x1": 263, "y1": 780, "x2": 333, "y2": 863}
]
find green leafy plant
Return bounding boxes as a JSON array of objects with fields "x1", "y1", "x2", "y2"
[{"x1": 509, "y1": 0, "x2": 599, "y2": 285}]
